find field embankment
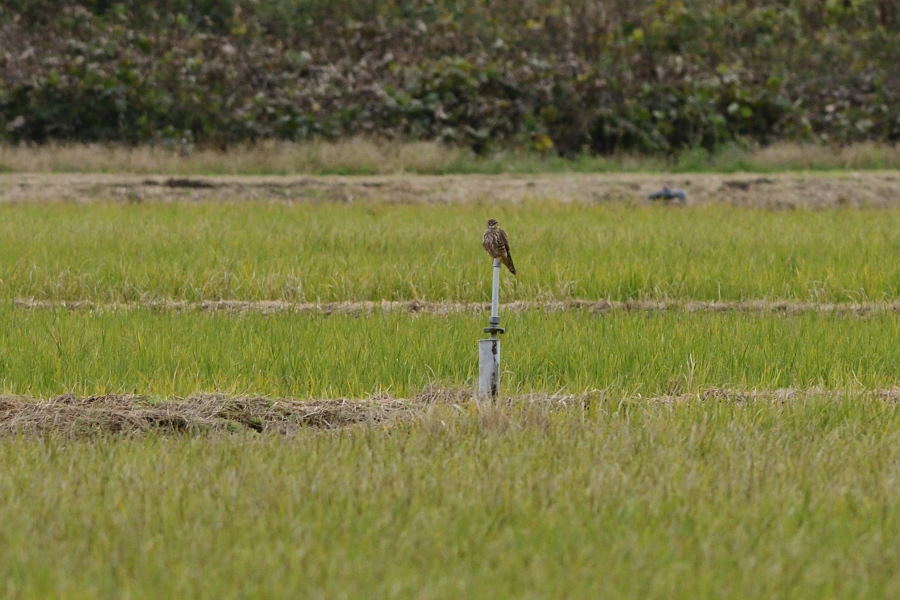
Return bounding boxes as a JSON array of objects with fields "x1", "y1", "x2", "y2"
[
  {"x1": 1, "y1": 388, "x2": 898, "y2": 437},
  {"x1": 3, "y1": 171, "x2": 899, "y2": 208}
]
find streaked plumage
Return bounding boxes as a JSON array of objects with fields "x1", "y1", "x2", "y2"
[{"x1": 482, "y1": 218, "x2": 516, "y2": 275}]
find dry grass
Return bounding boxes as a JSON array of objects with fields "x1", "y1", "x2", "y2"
[
  {"x1": 1, "y1": 140, "x2": 898, "y2": 177},
  {"x1": 744, "y1": 142, "x2": 900, "y2": 171},
  {"x1": 2, "y1": 387, "x2": 897, "y2": 437},
  {"x1": 0, "y1": 392, "x2": 425, "y2": 436},
  {"x1": 0, "y1": 139, "x2": 470, "y2": 176},
  {"x1": 13, "y1": 298, "x2": 900, "y2": 316}
]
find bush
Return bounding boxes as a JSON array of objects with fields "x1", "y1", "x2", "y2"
[{"x1": 0, "y1": 1, "x2": 897, "y2": 153}]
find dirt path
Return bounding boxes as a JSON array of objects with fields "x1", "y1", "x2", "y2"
[
  {"x1": 2, "y1": 172, "x2": 897, "y2": 208},
  {"x1": 13, "y1": 298, "x2": 900, "y2": 316}
]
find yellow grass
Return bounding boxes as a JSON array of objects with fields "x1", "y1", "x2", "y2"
[
  {"x1": 0, "y1": 139, "x2": 469, "y2": 175},
  {"x1": 730, "y1": 141, "x2": 900, "y2": 171},
  {"x1": 1, "y1": 140, "x2": 897, "y2": 175}
]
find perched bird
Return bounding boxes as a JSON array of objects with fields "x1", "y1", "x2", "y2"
[
  {"x1": 647, "y1": 186, "x2": 687, "y2": 203},
  {"x1": 482, "y1": 218, "x2": 516, "y2": 275}
]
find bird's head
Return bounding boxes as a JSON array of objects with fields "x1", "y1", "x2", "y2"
[{"x1": 486, "y1": 218, "x2": 499, "y2": 229}]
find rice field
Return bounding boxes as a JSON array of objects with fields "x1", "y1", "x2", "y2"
[
  {"x1": 0, "y1": 308, "x2": 897, "y2": 398},
  {"x1": 1, "y1": 172, "x2": 898, "y2": 599},
  {"x1": 2, "y1": 202, "x2": 898, "y2": 302},
  {"x1": 2, "y1": 399, "x2": 898, "y2": 599}
]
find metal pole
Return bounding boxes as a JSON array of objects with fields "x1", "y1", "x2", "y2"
[
  {"x1": 478, "y1": 338, "x2": 500, "y2": 399},
  {"x1": 478, "y1": 259, "x2": 505, "y2": 400}
]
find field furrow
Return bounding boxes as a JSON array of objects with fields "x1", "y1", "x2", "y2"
[{"x1": 13, "y1": 297, "x2": 900, "y2": 315}]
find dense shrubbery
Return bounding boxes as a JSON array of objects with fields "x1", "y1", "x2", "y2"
[{"x1": 1, "y1": 0, "x2": 897, "y2": 154}]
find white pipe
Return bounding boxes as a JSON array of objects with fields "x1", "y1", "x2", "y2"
[{"x1": 490, "y1": 258, "x2": 500, "y2": 324}]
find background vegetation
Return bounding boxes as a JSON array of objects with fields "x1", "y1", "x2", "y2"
[{"x1": 1, "y1": 1, "x2": 897, "y2": 155}]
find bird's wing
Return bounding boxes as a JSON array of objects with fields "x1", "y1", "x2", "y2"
[{"x1": 499, "y1": 228, "x2": 512, "y2": 255}]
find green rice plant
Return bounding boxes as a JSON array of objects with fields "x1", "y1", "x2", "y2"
[
  {"x1": 1, "y1": 202, "x2": 897, "y2": 303},
  {"x1": 1, "y1": 397, "x2": 897, "y2": 598},
  {"x1": 0, "y1": 307, "x2": 895, "y2": 398}
]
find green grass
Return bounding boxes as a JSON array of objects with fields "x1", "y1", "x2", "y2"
[
  {"x1": 1, "y1": 202, "x2": 897, "y2": 302},
  {"x1": 2, "y1": 398, "x2": 898, "y2": 598},
  {"x1": 1, "y1": 307, "x2": 896, "y2": 398}
]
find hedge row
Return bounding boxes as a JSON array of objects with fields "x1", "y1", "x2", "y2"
[{"x1": 1, "y1": 1, "x2": 897, "y2": 154}]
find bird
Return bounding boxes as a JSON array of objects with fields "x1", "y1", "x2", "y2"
[{"x1": 482, "y1": 218, "x2": 516, "y2": 275}]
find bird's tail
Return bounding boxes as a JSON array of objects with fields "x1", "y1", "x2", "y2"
[{"x1": 502, "y1": 254, "x2": 517, "y2": 275}]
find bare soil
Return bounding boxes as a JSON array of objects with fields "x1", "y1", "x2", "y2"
[{"x1": 1, "y1": 172, "x2": 898, "y2": 208}]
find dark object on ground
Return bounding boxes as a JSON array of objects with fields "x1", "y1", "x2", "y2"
[
  {"x1": 647, "y1": 187, "x2": 687, "y2": 202},
  {"x1": 164, "y1": 178, "x2": 218, "y2": 189}
]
